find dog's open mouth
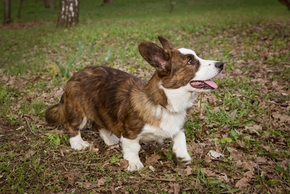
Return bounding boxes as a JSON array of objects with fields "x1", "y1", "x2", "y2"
[{"x1": 190, "y1": 80, "x2": 218, "y2": 90}]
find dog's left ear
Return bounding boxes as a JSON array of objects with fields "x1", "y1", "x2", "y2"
[{"x1": 138, "y1": 36, "x2": 174, "y2": 76}]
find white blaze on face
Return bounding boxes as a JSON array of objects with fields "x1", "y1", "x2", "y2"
[{"x1": 178, "y1": 48, "x2": 221, "y2": 81}]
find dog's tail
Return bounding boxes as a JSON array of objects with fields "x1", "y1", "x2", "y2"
[{"x1": 45, "y1": 96, "x2": 65, "y2": 125}]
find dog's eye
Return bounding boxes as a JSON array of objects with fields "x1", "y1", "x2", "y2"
[{"x1": 187, "y1": 58, "x2": 195, "y2": 65}]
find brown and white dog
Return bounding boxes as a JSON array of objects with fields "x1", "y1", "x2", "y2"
[{"x1": 45, "y1": 36, "x2": 223, "y2": 171}]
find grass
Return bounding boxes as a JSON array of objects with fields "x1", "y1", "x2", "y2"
[{"x1": 1, "y1": 0, "x2": 290, "y2": 193}]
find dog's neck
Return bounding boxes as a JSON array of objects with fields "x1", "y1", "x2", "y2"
[
  {"x1": 160, "y1": 85, "x2": 196, "y2": 113},
  {"x1": 144, "y1": 73, "x2": 195, "y2": 113},
  {"x1": 129, "y1": 73, "x2": 195, "y2": 128},
  {"x1": 144, "y1": 73, "x2": 168, "y2": 108}
]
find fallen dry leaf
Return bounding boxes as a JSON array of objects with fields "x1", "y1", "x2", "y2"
[
  {"x1": 144, "y1": 152, "x2": 160, "y2": 165},
  {"x1": 261, "y1": 145, "x2": 271, "y2": 152},
  {"x1": 235, "y1": 140, "x2": 246, "y2": 148},
  {"x1": 256, "y1": 156, "x2": 267, "y2": 164},
  {"x1": 245, "y1": 124, "x2": 261, "y2": 136},
  {"x1": 22, "y1": 150, "x2": 36, "y2": 161},
  {"x1": 169, "y1": 183, "x2": 180, "y2": 194},
  {"x1": 244, "y1": 169, "x2": 254, "y2": 179},
  {"x1": 202, "y1": 168, "x2": 216, "y2": 177},
  {"x1": 228, "y1": 147, "x2": 246, "y2": 161},
  {"x1": 119, "y1": 159, "x2": 129, "y2": 170},
  {"x1": 173, "y1": 183, "x2": 180, "y2": 194},
  {"x1": 188, "y1": 143, "x2": 204, "y2": 156},
  {"x1": 64, "y1": 173, "x2": 75, "y2": 185},
  {"x1": 235, "y1": 177, "x2": 250, "y2": 189},
  {"x1": 208, "y1": 150, "x2": 224, "y2": 159},
  {"x1": 204, "y1": 154, "x2": 212, "y2": 163},
  {"x1": 271, "y1": 112, "x2": 290, "y2": 123},
  {"x1": 97, "y1": 178, "x2": 105, "y2": 187},
  {"x1": 217, "y1": 173, "x2": 230, "y2": 183},
  {"x1": 184, "y1": 166, "x2": 193, "y2": 176}
]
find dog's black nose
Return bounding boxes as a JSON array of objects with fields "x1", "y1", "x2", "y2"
[{"x1": 215, "y1": 62, "x2": 224, "y2": 69}]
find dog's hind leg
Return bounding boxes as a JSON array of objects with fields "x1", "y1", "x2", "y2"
[
  {"x1": 99, "y1": 128, "x2": 119, "y2": 146},
  {"x1": 64, "y1": 117, "x2": 90, "y2": 150}
]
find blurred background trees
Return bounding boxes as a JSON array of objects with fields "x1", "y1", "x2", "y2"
[
  {"x1": 278, "y1": 0, "x2": 290, "y2": 9},
  {"x1": 2, "y1": 0, "x2": 289, "y2": 26},
  {"x1": 45, "y1": 0, "x2": 56, "y2": 9},
  {"x1": 57, "y1": 0, "x2": 79, "y2": 27},
  {"x1": 3, "y1": 0, "x2": 12, "y2": 24}
]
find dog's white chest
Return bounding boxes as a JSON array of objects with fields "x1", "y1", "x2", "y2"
[
  {"x1": 139, "y1": 109, "x2": 187, "y2": 142},
  {"x1": 139, "y1": 88, "x2": 195, "y2": 142}
]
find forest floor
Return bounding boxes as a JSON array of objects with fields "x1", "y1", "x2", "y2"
[{"x1": 0, "y1": 0, "x2": 290, "y2": 193}]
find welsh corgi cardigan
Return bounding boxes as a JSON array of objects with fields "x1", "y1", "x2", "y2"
[{"x1": 45, "y1": 36, "x2": 223, "y2": 171}]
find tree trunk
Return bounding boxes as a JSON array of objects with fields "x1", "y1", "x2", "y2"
[
  {"x1": 3, "y1": 0, "x2": 12, "y2": 25},
  {"x1": 44, "y1": 0, "x2": 56, "y2": 9},
  {"x1": 57, "y1": 0, "x2": 79, "y2": 27},
  {"x1": 169, "y1": 0, "x2": 174, "y2": 13}
]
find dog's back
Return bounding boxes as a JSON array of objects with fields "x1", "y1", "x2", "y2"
[{"x1": 46, "y1": 65, "x2": 145, "y2": 137}]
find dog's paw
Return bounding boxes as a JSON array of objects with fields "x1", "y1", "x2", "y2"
[
  {"x1": 176, "y1": 153, "x2": 192, "y2": 165},
  {"x1": 127, "y1": 159, "x2": 144, "y2": 171},
  {"x1": 121, "y1": 136, "x2": 143, "y2": 171},
  {"x1": 69, "y1": 134, "x2": 90, "y2": 150},
  {"x1": 71, "y1": 140, "x2": 90, "y2": 150},
  {"x1": 99, "y1": 129, "x2": 120, "y2": 146}
]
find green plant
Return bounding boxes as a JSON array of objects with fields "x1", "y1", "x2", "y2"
[
  {"x1": 110, "y1": 154, "x2": 122, "y2": 165},
  {"x1": 7, "y1": 114, "x2": 19, "y2": 125},
  {"x1": 44, "y1": 132, "x2": 67, "y2": 147}
]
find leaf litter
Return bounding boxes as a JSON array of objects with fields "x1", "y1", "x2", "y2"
[{"x1": 0, "y1": 22, "x2": 290, "y2": 193}]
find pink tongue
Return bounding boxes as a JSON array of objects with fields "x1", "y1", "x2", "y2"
[{"x1": 204, "y1": 80, "x2": 218, "y2": 89}]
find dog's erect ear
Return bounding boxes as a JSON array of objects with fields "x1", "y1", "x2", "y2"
[
  {"x1": 158, "y1": 35, "x2": 174, "y2": 50},
  {"x1": 138, "y1": 37, "x2": 173, "y2": 76}
]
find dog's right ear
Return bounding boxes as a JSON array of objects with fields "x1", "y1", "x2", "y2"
[
  {"x1": 158, "y1": 35, "x2": 174, "y2": 50},
  {"x1": 138, "y1": 41, "x2": 171, "y2": 76}
]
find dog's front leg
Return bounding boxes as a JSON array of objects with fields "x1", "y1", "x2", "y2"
[
  {"x1": 121, "y1": 136, "x2": 144, "y2": 171},
  {"x1": 172, "y1": 130, "x2": 192, "y2": 165}
]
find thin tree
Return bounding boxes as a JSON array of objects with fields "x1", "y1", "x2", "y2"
[
  {"x1": 3, "y1": 0, "x2": 12, "y2": 24},
  {"x1": 57, "y1": 0, "x2": 79, "y2": 27},
  {"x1": 169, "y1": 0, "x2": 174, "y2": 13},
  {"x1": 17, "y1": 0, "x2": 24, "y2": 19}
]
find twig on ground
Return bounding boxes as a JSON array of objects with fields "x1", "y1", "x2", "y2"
[
  {"x1": 139, "y1": 175, "x2": 176, "y2": 182},
  {"x1": 273, "y1": 168, "x2": 290, "y2": 191},
  {"x1": 24, "y1": 116, "x2": 36, "y2": 135},
  {"x1": 64, "y1": 161, "x2": 99, "y2": 166}
]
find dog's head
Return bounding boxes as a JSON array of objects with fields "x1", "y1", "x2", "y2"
[{"x1": 138, "y1": 36, "x2": 223, "y2": 92}]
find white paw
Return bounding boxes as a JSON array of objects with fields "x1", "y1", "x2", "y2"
[
  {"x1": 127, "y1": 158, "x2": 144, "y2": 171},
  {"x1": 157, "y1": 139, "x2": 164, "y2": 144},
  {"x1": 69, "y1": 132, "x2": 90, "y2": 150},
  {"x1": 175, "y1": 152, "x2": 192, "y2": 165},
  {"x1": 71, "y1": 140, "x2": 90, "y2": 150},
  {"x1": 99, "y1": 129, "x2": 119, "y2": 146}
]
